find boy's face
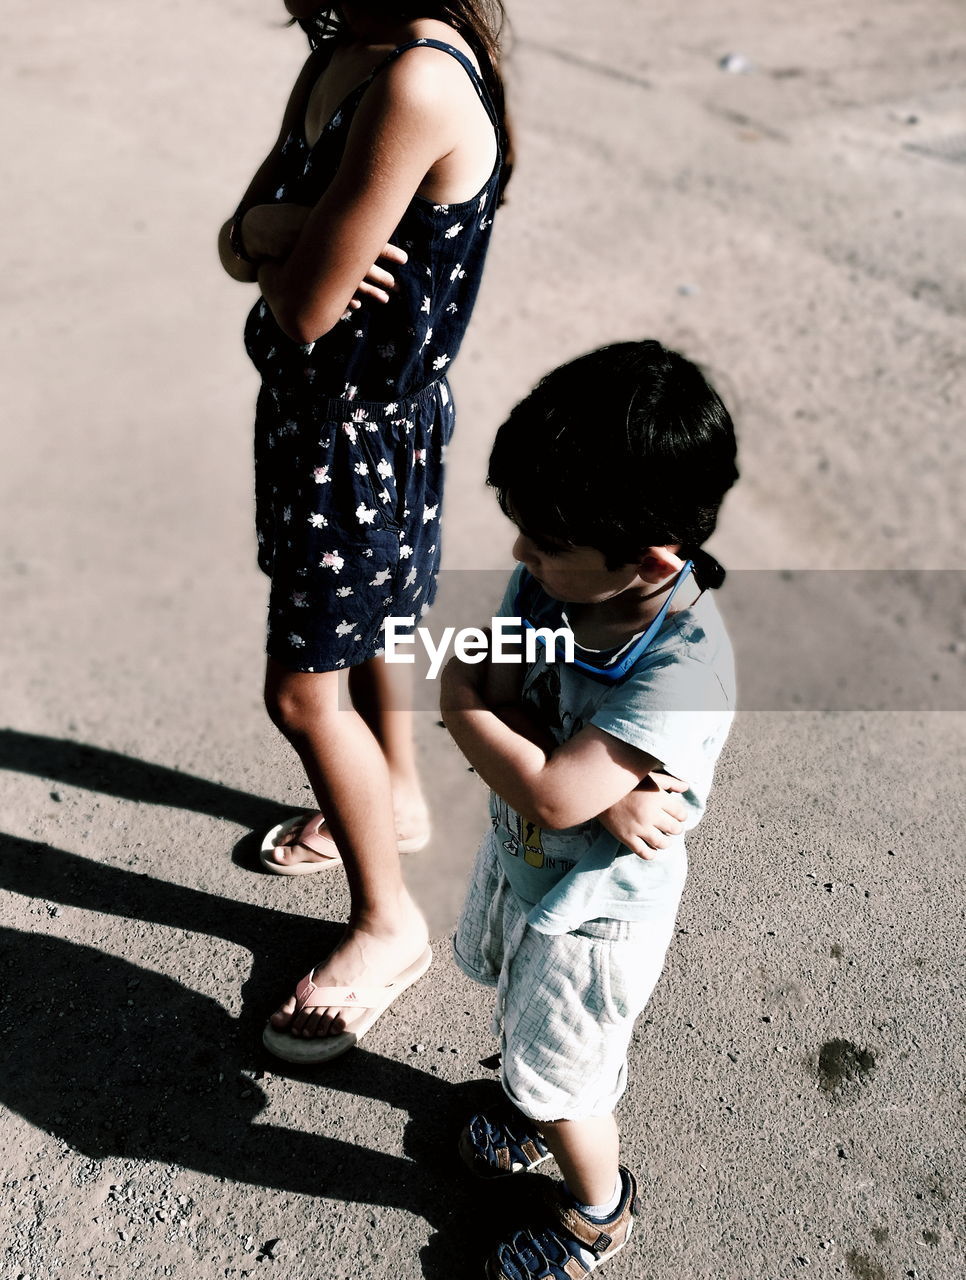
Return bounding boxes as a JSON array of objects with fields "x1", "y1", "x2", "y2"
[{"x1": 511, "y1": 527, "x2": 656, "y2": 605}]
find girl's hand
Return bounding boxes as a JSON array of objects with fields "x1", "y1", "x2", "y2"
[
  {"x1": 347, "y1": 242, "x2": 409, "y2": 310},
  {"x1": 242, "y1": 203, "x2": 313, "y2": 261},
  {"x1": 242, "y1": 208, "x2": 408, "y2": 310},
  {"x1": 599, "y1": 773, "x2": 689, "y2": 859}
]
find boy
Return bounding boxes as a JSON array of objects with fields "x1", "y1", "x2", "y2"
[{"x1": 440, "y1": 340, "x2": 739, "y2": 1278}]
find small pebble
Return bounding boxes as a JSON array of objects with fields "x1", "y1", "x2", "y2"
[
  {"x1": 412, "y1": 1043, "x2": 426, "y2": 1054},
  {"x1": 719, "y1": 52, "x2": 753, "y2": 74}
]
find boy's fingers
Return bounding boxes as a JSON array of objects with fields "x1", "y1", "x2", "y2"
[
  {"x1": 654, "y1": 773, "x2": 688, "y2": 793},
  {"x1": 626, "y1": 835, "x2": 654, "y2": 861},
  {"x1": 656, "y1": 816, "x2": 685, "y2": 835}
]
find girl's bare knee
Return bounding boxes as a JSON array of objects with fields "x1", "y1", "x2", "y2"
[{"x1": 264, "y1": 664, "x2": 336, "y2": 741}]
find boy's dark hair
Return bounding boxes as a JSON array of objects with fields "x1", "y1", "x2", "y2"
[{"x1": 487, "y1": 340, "x2": 739, "y2": 587}]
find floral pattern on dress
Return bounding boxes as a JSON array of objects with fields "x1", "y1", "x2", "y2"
[{"x1": 245, "y1": 36, "x2": 501, "y2": 672}]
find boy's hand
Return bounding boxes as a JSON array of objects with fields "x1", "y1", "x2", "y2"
[{"x1": 599, "y1": 773, "x2": 689, "y2": 859}]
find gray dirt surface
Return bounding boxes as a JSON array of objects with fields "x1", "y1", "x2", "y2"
[{"x1": 2, "y1": 1, "x2": 965, "y2": 1278}]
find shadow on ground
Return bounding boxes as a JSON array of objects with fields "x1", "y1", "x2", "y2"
[
  {"x1": 0, "y1": 728, "x2": 290, "y2": 832},
  {"x1": 0, "y1": 732, "x2": 531, "y2": 1277}
]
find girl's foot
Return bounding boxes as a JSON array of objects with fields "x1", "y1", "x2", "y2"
[
  {"x1": 269, "y1": 897, "x2": 430, "y2": 1039},
  {"x1": 265, "y1": 797, "x2": 431, "y2": 870}
]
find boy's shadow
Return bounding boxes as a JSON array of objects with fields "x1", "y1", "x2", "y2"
[{"x1": 0, "y1": 831, "x2": 528, "y2": 1276}]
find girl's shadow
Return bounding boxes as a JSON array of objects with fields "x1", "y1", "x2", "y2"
[{"x1": 0, "y1": 836, "x2": 530, "y2": 1276}]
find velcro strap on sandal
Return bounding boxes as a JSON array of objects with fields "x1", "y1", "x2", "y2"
[
  {"x1": 551, "y1": 1167, "x2": 637, "y2": 1258},
  {"x1": 554, "y1": 1207, "x2": 613, "y2": 1254}
]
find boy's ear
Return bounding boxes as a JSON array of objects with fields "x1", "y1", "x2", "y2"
[{"x1": 637, "y1": 545, "x2": 684, "y2": 583}]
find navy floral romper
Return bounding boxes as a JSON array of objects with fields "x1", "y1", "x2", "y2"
[{"x1": 243, "y1": 37, "x2": 501, "y2": 672}]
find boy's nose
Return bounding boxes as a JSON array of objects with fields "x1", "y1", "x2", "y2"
[{"x1": 512, "y1": 532, "x2": 536, "y2": 569}]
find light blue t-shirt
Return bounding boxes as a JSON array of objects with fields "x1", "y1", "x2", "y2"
[{"x1": 489, "y1": 565, "x2": 735, "y2": 933}]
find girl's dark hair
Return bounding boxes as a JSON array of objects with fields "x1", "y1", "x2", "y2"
[
  {"x1": 487, "y1": 341, "x2": 740, "y2": 589},
  {"x1": 295, "y1": 3, "x2": 513, "y2": 198}
]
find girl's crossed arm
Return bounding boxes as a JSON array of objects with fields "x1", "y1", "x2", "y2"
[
  {"x1": 218, "y1": 49, "x2": 411, "y2": 305},
  {"x1": 256, "y1": 51, "x2": 465, "y2": 343},
  {"x1": 218, "y1": 51, "x2": 323, "y2": 283}
]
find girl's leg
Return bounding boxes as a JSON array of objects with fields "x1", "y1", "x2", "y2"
[
  {"x1": 264, "y1": 658, "x2": 428, "y2": 1038},
  {"x1": 347, "y1": 655, "x2": 429, "y2": 839},
  {"x1": 536, "y1": 1114, "x2": 621, "y2": 1208},
  {"x1": 267, "y1": 655, "x2": 429, "y2": 868}
]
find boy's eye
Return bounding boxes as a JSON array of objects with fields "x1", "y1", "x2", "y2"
[{"x1": 533, "y1": 539, "x2": 565, "y2": 557}]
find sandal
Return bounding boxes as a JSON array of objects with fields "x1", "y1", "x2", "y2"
[
  {"x1": 459, "y1": 1110, "x2": 553, "y2": 1179},
  {"x1": 486, "y1": 1166, "x2": 639, "y2": 1279},
  {"x1": 260, "y1": 812, "x2": 343, "y2": 875},
  {"x1": 261, "y1": 944, "x2": 433, "y2": 1064},
  {"x1": 260, "y1": 809, "x2": 431, "y2": 875}
]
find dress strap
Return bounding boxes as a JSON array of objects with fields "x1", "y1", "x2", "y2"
[{"x1": 371, "y1": 38, "x2": 500, "y2": 130}]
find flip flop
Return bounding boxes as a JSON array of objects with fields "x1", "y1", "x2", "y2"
[
  {"x1": 261, "y1": 944, "x2": 434, "y2": 1064},
  {"x1": 259, "y1": 810, "x2": 432, "y2": 875},
  {"x1": 259, "y1": 812, "x2": 343, "y2": 876}
]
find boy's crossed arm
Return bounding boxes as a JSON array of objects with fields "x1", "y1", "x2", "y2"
[{"x1": 440, "y1": 649, "x2": 687, "y2": 855}]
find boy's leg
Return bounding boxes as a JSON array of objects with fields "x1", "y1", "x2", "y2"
[{"x1": 536, "y1": 1113, "x2": 620, "y2": 1208}]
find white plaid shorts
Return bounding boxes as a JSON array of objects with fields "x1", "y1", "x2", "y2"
[{"x1": 453, "y1": 829, "x2": 685, "y2": 1121}]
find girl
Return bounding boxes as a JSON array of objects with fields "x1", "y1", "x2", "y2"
[{"x1": 218, "y1": 1, "x2": 509, "y2": 1062}]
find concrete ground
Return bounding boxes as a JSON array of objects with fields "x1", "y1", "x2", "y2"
[{"x1": 2, "y1": 1, "x2": 964, "y2": 1277}]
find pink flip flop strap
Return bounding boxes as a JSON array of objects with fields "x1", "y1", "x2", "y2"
[
  {"x1": 294, "y1": 975, "x2": 388, "y2": 1012},
  {"x1": 278, "y1": 814, "x2": 340, "y2": 860}
]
